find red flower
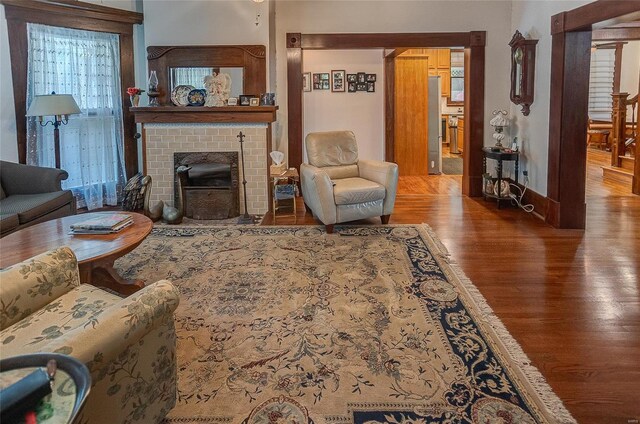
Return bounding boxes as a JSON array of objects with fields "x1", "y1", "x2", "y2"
[{"x1": 127, "y1": 87, "x2": 145, "y2": 96}]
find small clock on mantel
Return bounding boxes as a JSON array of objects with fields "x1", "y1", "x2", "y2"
[{"x1": 509, "y1": 30, "x2": 538, "y2": 116}]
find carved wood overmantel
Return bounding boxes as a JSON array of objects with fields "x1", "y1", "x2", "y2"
[{"x1": 147, "y1": 45, "x2": 267, "y2": 106}]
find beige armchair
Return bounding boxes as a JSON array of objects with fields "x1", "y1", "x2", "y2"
[
  {"x1": 0, "y1": 247, "x2": 180, "y2": 423},
  {"x1": 300, "y1": 131, "x2": 399, "y2": 233}
]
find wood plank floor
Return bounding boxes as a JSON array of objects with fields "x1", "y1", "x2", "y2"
[{"x1": 262, "y1": 175, "x2": 640, "y2": 423}]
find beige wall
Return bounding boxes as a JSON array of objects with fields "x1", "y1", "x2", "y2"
[{"x1": 620, "y1": 40, "x2": 640, "y2": 97}]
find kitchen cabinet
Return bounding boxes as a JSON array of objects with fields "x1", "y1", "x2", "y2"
[
  {"x1": 438, "y1": 69, "x2": 450, "y2": 97},
  {"x1": 437, "y1": 49, "x2": 451, "y2": 68}
]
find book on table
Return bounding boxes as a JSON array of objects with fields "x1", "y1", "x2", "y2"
[{"x1": 70, "y1": 213, "x2": 133, "y2": 235}]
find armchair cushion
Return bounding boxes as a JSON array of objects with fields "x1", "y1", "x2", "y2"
[
  {"x1": 0, "y1": 161, "x2": 68, "y2": 195},
  {"x1": 333, "y1": 177, "x2": 386, "y2": 205},
  {"x1": 306, "y1": 130, "x2": 359, "y2": 168},
  {"x1": 1, "y1": 191, "x2": 75, "y2": 224}
]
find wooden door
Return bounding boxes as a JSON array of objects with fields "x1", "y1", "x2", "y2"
[{"x1": 394, "y1": 57, "x2": 429, "y2": 176}]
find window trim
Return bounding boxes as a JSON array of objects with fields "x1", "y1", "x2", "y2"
[
  {"x1": 447, "y1": 48, "x2": 464, "y2": 107},
  {"x1": 1, "y1": 0, "x2": 143, "y2": 178}
]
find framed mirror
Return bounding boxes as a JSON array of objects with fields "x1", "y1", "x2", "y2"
[
  {"x1": 170, "y1": 67, "x2": 244, "y2": 98},
  {"x1": 509, "y1": 31, "x2": 538, "y2": 116}
]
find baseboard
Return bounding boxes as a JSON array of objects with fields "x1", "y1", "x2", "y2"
[{"x1": 508, "y1": 180, "x2": 548, "y2": 221}]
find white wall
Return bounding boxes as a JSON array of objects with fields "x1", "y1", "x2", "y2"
[
  {"x1": 303, "y1": 50, "x2": 384, "y2": 161},
  {"x1": 275, "y1": 0, "x2": 514, "y2": 166},
  {"x1": 620, "y1": 40, "x2": 640, "y2": 96},
  {"x1": 509, "y1": 0, "x2": 591, "y2": 195}
]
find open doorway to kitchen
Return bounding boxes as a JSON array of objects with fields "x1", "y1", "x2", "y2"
[{"x1": 286, "y1": 31, "x2": 487, "y2": 198}]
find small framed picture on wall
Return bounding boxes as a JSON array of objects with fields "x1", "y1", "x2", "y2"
[
  {"x1": 348, "y1": 82, "x2": 357, "y2": 93},
  {"x1": 366, "y1": 74, "x2": 376, "y2": 82},
  {"x1": 357, "y1": 72, "x2": 366, "y2": 83},
  {"x1": 356, "y1": 82, "x2": 367, "y2": 92},
  {"x1": 347, "y1": 74, "x2": 357, "y2": 83},
  {"x1": 303, "y1": 72, "x2": 311, "y2": 92},
  {"x1": 367, "y1": 82, "x2": 375, "y2": 93},
  {"x1": 331, "y1": 70, "x2": 346, "y2": 92}
]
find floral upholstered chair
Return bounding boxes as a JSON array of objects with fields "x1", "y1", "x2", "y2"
[{"x1": 0, "y1": 247, "x2": 180, "y2": 423}]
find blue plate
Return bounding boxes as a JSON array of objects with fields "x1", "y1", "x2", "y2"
[{"x1": 187, "y1": 89, "x2": 206, "y2": 106}]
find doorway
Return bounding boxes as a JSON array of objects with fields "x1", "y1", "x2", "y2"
[
  {"x1": 286, "y1": 31, "x2": 487, "y2": 197},
  {"x1": 546, "y1": 1, "x2": 640, "y2": 228}
]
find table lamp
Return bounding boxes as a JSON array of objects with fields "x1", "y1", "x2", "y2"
[{"x1": 26, "y1": 92, "x2": 81, "y2": 169}]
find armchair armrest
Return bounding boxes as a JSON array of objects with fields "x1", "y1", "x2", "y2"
[
  {"x1": 0, "y1": 247, "x2": 80, "y2": 330},
  {"x1": 358, "y1": 159, "x2": 399, "y2": 216},
  {"x1": 42, "y1": 280, "x2": 180, "y2": 372},
  {"x1": 0, "y1": 161, "x2": 69, "y2": 195},
  {"x1": 300, "y1": 163, "x2": 337, "y2": 225}
]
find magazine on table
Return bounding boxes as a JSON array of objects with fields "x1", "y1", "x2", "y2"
[{"x1": 70, "y1": 213, "x2": 133, "y2": 234}]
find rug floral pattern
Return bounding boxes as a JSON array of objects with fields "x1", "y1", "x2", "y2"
[{"x1": 115, "y1": 226, "x2": 570, "y2": 424}]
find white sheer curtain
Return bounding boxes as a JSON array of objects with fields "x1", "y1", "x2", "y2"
[{"x1": 26, "y1": 23, "x2": 125, "y2": 210}]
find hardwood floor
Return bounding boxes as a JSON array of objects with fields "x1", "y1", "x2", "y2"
[
  {"x1": 587, "y1": 148, "x2": 632, "y2": 197},
  {"x1": 262, "y1": 175, "x2": 640, "y2": 423}
]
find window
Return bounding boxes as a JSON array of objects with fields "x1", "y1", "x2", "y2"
[
  {"x1": 26, "y1": 23, "x2": 125, "y2": 210},
  {"x1": 588, "y1": 47, "x2": 615, "y2": 121},
  {"x1": 449, "y1": 50, "x2": 464, "y2": 104}
]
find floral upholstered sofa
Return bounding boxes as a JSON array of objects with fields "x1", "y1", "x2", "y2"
[{"x1": 0, "y1": 247, "x2": 180, "y2": 423}]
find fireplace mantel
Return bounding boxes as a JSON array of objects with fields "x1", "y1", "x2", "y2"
[{"x1": 130, "y1": 106, "x2": 278, "y2": 124}]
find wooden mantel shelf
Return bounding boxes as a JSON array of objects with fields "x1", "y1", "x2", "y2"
[{"x1": 130, "y1": 106, "x2": 278, "y2": 124}]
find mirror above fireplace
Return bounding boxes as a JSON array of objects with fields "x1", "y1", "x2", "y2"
[
  {"x1": 170, "y1": 67, "x2": 244, "y2": 98},
  {"x1": 147, "y1": 45, "x2": 266, "y2": 106}
]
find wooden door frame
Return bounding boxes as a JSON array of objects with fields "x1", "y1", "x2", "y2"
[
  {"x1": 546, "y1": 0, "x2": 640, "y2": 228},
  {"x1": 286, "y1": 31, "x2": 486, "y2": 197}
]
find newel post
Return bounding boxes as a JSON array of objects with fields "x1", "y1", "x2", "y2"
[{"x1": 611, "y1": 92, "x2": 628, "y2": 167}]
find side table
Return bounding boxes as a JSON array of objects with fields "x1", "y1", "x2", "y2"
[
  {"x1": 482, "y1": 147, "x2": 519, "y2": 209},
  {"x1": 270, "y1": 168, "x2": 299, "y2": 223}
]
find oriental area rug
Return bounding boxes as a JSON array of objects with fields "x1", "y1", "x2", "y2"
[{"x1": 115, "y1": 225, "x2": 576, "y2": 424}]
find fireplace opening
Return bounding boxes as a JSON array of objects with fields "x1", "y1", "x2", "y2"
[{"x1": 174, "y1": 152, "x2": 239, "y2": 220}]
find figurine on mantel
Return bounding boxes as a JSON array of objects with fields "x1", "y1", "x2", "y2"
[{"x1": 204, "y1": 72, "x2": 232, "y2": 107}]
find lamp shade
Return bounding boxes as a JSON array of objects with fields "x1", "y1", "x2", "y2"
[{"x1": 26, "y1": 94, "x2": 81, "y2": 117}]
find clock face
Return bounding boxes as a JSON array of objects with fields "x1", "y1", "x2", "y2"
[{"x1": 514, "y1": 47, "x2": 524, "y2": 64}]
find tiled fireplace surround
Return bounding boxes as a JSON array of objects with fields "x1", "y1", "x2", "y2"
[{"x1": 144, "y1": 123, "x2": 268, "y2": 215}]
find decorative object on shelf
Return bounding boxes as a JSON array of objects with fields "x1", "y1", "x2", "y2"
[
  {"x1": 493, "y1": 179, "x2": 511, "y2": 197},
  {"x1": 509, "y1": 30, "x2": 538, "y2": 116},
  {"x1": 203, "y1": 72, "x2": 232, "y2": 107},
  {"x1": 25, "y1": 92, "x2": 81, "y2": 169},
  {"x1": 303, "y1": 72, "x2": 311, "y2": 92},
  {"x1": 171, "y1": 84, "x2": 194, "y2": 106},
  {"x1": 270, "y1": 150, "x2": 286, "y2": 175},
  {"x1": 237, "y1": 131, "x2": 255, "y2": 224},
  {"x1": 313, "y1": 73, "x2": 330, "y2": 90},
  {"x1": 227, "y1": 97, "x2": 238, "y2": 106},
  {"x1": 147, "y1": 71, "x2": 160, "y2": 107},
  {"x1": 489, "y1": 109, "x2": 509, "y2": 149},
  {"x1": 162, "y1": 165, "x2": 190, "y2": 224},
  {"x1": 187, "y1": 89, "x2": 207, "y2": 106},
  {"x1": 260, "y1": 92, "x2": 275, "y2": 106},
  {"x1": 126, "y1": 87, "x2": 144, "y2": 107},
  {"x1": 331, "y1": 70, "x2": 345, "y2": 92},
  {"x1": 239, "y1": 95, "x2": 253, "y2": 106},
  {"x1": 249, "y1": 97, "x2": 260, "y2": 107}
]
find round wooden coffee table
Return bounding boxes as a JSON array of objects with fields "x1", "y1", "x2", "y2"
[{"x1": 0, "y1": 212, "x2": 152, "y2": 296}]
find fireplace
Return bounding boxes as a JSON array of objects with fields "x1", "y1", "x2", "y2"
[{"x1": 174, "y1": 152, "x2": 239, "y2": 220}]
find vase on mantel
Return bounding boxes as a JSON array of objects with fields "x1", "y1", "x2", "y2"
[{"x1": 130, "y1": 95, "x2": 140, "y2": 107}]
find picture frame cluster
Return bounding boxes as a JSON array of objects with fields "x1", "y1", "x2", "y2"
[{"x1": 303, "y1": 71, "x2": 376, "y2": 93}]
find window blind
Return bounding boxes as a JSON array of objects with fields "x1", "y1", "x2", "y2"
[{"x1": 588, "y1": 48, "x2": 615, "y2": 121}]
